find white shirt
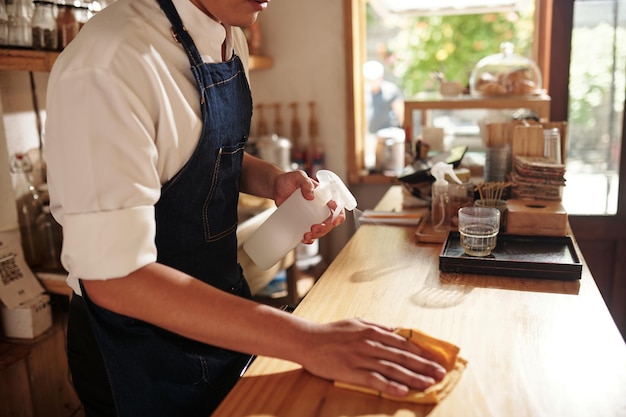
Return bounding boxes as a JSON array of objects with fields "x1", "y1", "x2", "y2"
[{"x1": 44, "y1": 0, "x2": 250, "y2": 295}]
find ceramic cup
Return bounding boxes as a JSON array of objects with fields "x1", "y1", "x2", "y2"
[{"x1": 458, "y1": 206, "x2": 500, "y2": 257}]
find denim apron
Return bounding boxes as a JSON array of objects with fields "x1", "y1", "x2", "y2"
[{"x1": 77, "y1": 0, "x2": 253, "y2": 415}]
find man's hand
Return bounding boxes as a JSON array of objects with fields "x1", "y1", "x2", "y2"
[
  {"x1": 297, "y1": 318, "x2": 447, "y2": 398},
  {"x1": 273, "y1": 170, "x2": 346, "y2": 244}
]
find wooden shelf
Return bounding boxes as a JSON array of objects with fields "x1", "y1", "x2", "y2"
[
  {"x1": 405, "y1": 93, "x2": 552, "y2": 111},
  {"x1": 0, "y1": 47, "x2": 272, "y2": 72},
  {"x1": 404, "y1": 94, "x2": 552, "y2": 135},
  {"x1": 349, "y1": 94, "x2": 552, "y2": 184},
  {"x1": 249, "y1": 54, "x2": 273, "y2": 70},
  {"x1": 0, "y1": 48, "x2": 60, "y2": 72}
]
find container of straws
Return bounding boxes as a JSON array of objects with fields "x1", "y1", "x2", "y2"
[{"x1": 474, "y1": 182, "x2": 511, "y2": 231}]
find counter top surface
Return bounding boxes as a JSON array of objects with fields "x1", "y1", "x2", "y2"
[{"x1": 212, "y1": 186, "x2": 626, "y2": 417}]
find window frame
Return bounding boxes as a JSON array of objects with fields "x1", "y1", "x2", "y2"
[{"x1": 343, "y1": 0, "x2": 555, "y2": 184}]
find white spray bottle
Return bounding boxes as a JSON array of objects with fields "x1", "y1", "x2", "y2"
[
  {"x1": 243, "y1": 170, "x2": 357, "y2": 270},
  {"x1": 430, "y1": 161, "x2": 463, "y2": 232}
]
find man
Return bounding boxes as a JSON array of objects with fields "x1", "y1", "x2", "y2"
[
  {"x1": 44, "y1": 1, "x2": 446, "y2": 416},
  {"x1": 364, "y1": 60, "x2": 405, "y2": 134}
]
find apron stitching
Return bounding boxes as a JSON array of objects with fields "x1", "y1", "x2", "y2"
[
  {"x1": 202, "y1": 147, "x2": 222, "y2": 240},
  {"x1": 159, "y1": 67, "x2": 246, "y2": 195},
  {"x1": 202, "y1": 69, "x2": 246, "y2": 91}
]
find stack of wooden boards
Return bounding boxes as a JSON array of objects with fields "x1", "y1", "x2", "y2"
[
  {"x1": 510, "y1": 156, "x2": 566, "y2": 201},
  {"x1": 484, "y1": 120, "x2": 567, "y2": 198},
  {"x1": 484, "y1": 120, "x2": 568, "y2": 236}
]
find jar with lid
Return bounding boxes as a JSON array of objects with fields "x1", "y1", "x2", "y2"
[
  {"x1": 56, "y1": 2, "x2": 78, "y2": 49},
  {"x1": 74, "y1": 4, "x2": 90, "y2": 29},
  {"x1": 10, "y1": 153, "x2": 43, "y2": 267},
  {"x1": 36, "y1": 204, "x2": 63, "y2": 270},
  {"x1": 83, "y1": 0, "x2": 103, "y2": 14},
  {"x1": 469, "y1": 42, "x2": 542, "y2": 97},
  {"x1": 31, "y1": 0, "x2": 56, "y2": 50},
  {"x1": 7, "y1": 0, "x2": 33, "y2": 47}
]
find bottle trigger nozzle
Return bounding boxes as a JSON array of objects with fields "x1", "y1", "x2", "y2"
[
  {"x1": 315, "y1": 170, "x2": 358, "y2": 212},
  {"x1": 431, "y1": 161, "x2": 463, "y2": 186}
]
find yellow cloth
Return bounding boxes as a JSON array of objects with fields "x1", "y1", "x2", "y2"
[{"x1": 334, "y1": 328, "x2": 467, "y2": 404}]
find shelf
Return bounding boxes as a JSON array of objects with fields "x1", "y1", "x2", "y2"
[
  {"x1": 404, "y1": 94, "x2": 552, "y2": 134},
  {"x1": 405, "y1": 93, "x2": 551, "y2": 122},
  {"x1": 405, "y1": 93, "x2": 552, "y2": 109},
  {"x1": 248, "y1": 54, "x2": 273, "y2": 70},
  {"x1": 0, "y1": 48, "x2": 60, "y2": 72},
  {"x1": 0, "y1": 47, "x2": 272, "y2": 72}
]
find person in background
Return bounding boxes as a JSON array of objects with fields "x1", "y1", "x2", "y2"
[
  {"x1": 44, "y1": 1, "x2": 446, "y2": 416},
  {"x1": 363, "y1": 60, "x2": 406, "y2": 172},
  {"x1": 364, "y1": 60, "x2": 405, "y2": 135}
]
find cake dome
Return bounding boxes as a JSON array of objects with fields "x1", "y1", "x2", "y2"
[{"x1": 470, "y1": 42, "x2": 542, "y2": 97}]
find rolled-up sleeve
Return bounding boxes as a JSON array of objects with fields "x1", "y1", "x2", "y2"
[
  {"x1": 45, "y1": 52, "x2": 171, "y2": 293},
  {"x1": 62, "y1": 207, "x2": 157, "y2": 280},
  {"x1": 43, "y1": 6, "x2": 238, "y2": 295}
]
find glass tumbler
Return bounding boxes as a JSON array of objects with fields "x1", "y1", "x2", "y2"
[{"x1": 458, "y1": 206, "x2": 500, "y2": 257}]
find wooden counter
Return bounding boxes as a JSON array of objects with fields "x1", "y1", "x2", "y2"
[{"x1": 212, "y1": 186, "x2": 626, "y2": 417}]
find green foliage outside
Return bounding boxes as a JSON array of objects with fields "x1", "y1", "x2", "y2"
[
  {"x1": 365, "y1": 4, "x2": 625, "y2": 213},
  {"x1": 367, "y1": 5, "x2": 624, "y2": 169},
  {"x1": 569, "y1": 24, "x2": 625, "y2": 130},
  {"x1": 368, "y1": 7, "x2": 535, "y2": 96}
]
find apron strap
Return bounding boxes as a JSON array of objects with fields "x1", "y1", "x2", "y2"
[{"x1": 156, "y1": 0, "x2": 203, "y2": 67}]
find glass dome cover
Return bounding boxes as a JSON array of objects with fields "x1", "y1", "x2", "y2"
[{"x1": 470, "y1": 42, "x2": 542, "y2": 97}]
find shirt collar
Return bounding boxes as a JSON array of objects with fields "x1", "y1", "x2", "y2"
[{"x1": 172, "y1": 0, "x2": 233, "y2": 62}]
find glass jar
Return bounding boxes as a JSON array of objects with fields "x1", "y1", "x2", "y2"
[
  {"x1": 36, "y1": 204, "x2": 63, "y2": 270},
  {"x1": 10, "y1": 153, "x2": 43, "y2": 267},
  {"x1": 7, "y1": 0, "x2": 33, "y2": 47},
  {"x1": 469, "y1": 42, "x2": 542, "y2": 97},
  {"x1": 31, "y1": 0, "x2": 56, "y2": 50},
  {"x1": 0, "y1": 0, "x2": 9, "y2": 46},
  {"x1": 56, "y1": 3, "x2": 77, "y2": 49},
  {"x1": 74, "y1": 4, "x2": 89, "y2": 29}
]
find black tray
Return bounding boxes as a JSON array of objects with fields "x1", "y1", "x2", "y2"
[{"x1": 439, "y1": 232, "x2": 582, "y2": 280}]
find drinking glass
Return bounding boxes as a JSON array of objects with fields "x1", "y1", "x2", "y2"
[{"x1": 458, "y1": 206, "x2": 500, "y2": 257}]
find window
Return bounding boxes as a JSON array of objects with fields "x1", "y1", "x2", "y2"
[
  {"x1": 345, "y1": 0, "x2": 544, "y2": 184},
  {"x1": 345, "y1": 0, "x2": 624, "y2": 215},
  {"x1": 562, "y1": 0, "x2": 624, "y2": 214}
]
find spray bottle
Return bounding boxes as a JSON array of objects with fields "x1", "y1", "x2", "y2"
[
  {"x1": 243, "y1": 170, "x2": 357, "y2": 270},
  {"x1": 430, "y1": 161, "x2": 463, "y2": 232}
]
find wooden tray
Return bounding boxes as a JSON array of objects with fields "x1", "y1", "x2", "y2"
[{"x1": 439, "y1": 232, "x2": 582, "y2": 280}]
